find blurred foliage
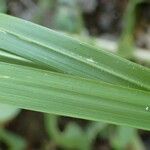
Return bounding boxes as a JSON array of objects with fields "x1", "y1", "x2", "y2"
[
  {"x1": 53, "y1": 0, "x2": 83, "y2": 33},
  {"x1": 45, "y1": 115, "x2": 107, "y2": 150},
  {"x1": 118, "y1": 0, "x2": 143, "y2": 58},
  {"x1": 0, "y1": 129, "x2": 26, "y2": 150},
  {"x1": 111, "y1": 127, "x2": 145, "y2": 150},
  {"x1": 32, "y1": 0, "x2": 55, "y2": 24},
  {"x1": 0, "y1": 0, "x2": 6, "y2": 13}
]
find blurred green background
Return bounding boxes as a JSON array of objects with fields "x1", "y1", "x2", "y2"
[{"x1": 0, "y1": 0, "x2": 150, "y2": 150}]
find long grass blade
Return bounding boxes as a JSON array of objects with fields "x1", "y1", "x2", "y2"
[
  {"x1": 0, "y1": 62, "x2": 150, "y2": 130},
  {"x1": 0, "y1": 14, "x2": 150, "y2": 90}
]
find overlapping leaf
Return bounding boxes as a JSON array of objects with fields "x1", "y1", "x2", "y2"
[{"x1": 0, "y1": 14, "x2": 150, "y2": 90}]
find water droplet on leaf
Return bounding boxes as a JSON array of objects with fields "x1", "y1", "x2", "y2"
[{"x1": 146, "y1": 106, "x2": 149, "y2": 111}]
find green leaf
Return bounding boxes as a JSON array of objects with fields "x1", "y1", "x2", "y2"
[
  {"x1": 0, "y1": 49, "x2": 57, "y2": 71},
  {"x1": 0, "y1": 13, "x2": 150, "y2": 91},
  {"x1": 0, "y1": 14, "x2": 150, "y2": 131},
  {"x1": 0, "y1": 62, "x2": 150, "y2": 130}
]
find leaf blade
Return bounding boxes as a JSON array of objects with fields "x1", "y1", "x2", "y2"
[
  {"x1": 0, "y1": 14, "x2": 150, "y2": 90},
  {"x1": 0, "y1": 62, "x2": 150, "y2": 130}
]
